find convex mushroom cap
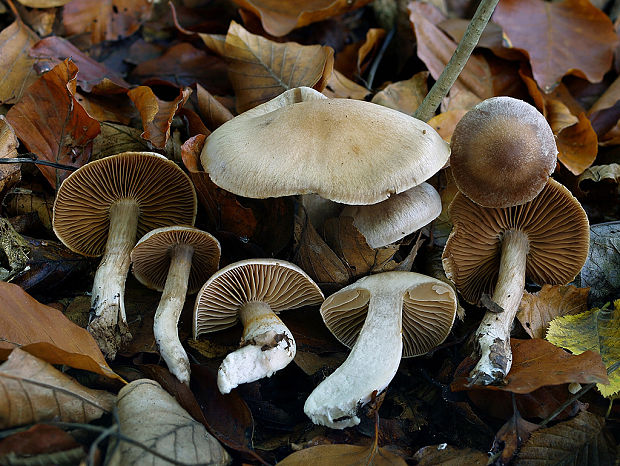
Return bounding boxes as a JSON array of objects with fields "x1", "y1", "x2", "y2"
[
  {"x1": 450, "y1": 96, "x2": 557, "y2": 208},
  {"x1": 131, "y1": 226, "x2": 221, "y2": 383},
  {"x1": 194, "y1": 258, "x2": 324, "y2": 393},
  {"x1": 201, "y1": 87, "x2": 450, "y2": 205},
  {"x1": 304, "y1": 271, "x2": 457, "y2": 429}
]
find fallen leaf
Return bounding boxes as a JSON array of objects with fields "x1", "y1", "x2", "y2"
[
  {"x1": 0, "y1": 424, "x2": 80, "y2": 458},
  {"x1": 336, "y1": 28, "x2": 386, "y2": 79},
  {"x1": 30, "y1": 36, "x2": 129, "y2": 93},
  {"x1": 412, "y1": 444, "x2": 488, "y2": 465},
  {"x1": 62, "y1": 0, "x2": 153, "y2": 44},
  {"x1": 0, "y1": 117, "x2": 21, "y2": 196},
  {"x1": 490, "y1": 408, "x2": 539, "y2": 465},
  {"x1": 16, "y1": 0, "x2": 71, "y2": 6},
  {"x1": 555, "y1": 112, "x2": 598, "y2": 175},
  {"x1": 196, "y1": 84, "x2": 234, "y2": 131},
  {"x1": 3, "y1": 184, "x2": 55, "y2": 231},
  {"x1": 517, "y1": 285, "x2": 590, "y2": 339},
  {"x1": 493, "y1": 0, "x2": 618, "y2": 93},
  {"x1": 371, "y1": 72, "x2": 428, "y2": 115},
  {"x1": 579, "y1": 164, "x2": 620, "y2": 190},
  {"x1": 230, "y1": 0, "x2": 373, "y2": 37},
  {"x1": 5, "y1": 58, "x2": 101, "y2": 188},
  {"x1": 222, "y1": 21, "x2": 334, "y2": 112},
  {"x1": 451, "y1": 339, "x2": 608, "y2": 394},
  {"x1": 322, "y1": 69, "x2": 370, "y2": 99},
  {"x1": 278, "y1": 443, "x2": 407, "y2": 465},
  {"x1": 0, "y1": 19, "x2": 39, "y2": 104},
  {"x1": 546, "y1": 300, "x2": 620, "y2": 397},
  {"x1": 75, "y1": 92, "x2": 135, "y2": 125},
  {"x1": 127, "y1": 85, "x2": 192, "y2": 149},
  {"x1": 0, "y1": 282, "x2": 122, "y2": 381},
  {"x1": 0, "y1": 348, "x2": 115, "y2": 429},
  {"x1": 576, "y1": 222, "x2": 620, "y2": 304},
  {"x1": 91, "y1": 123, "x2": 150, "y2": 160},
  {"x1": 516, "y1": 411, "x2": 617, "y2": 465},
  {"x1": 106, "y1": 379, "x2": 231, "y2": 466}
]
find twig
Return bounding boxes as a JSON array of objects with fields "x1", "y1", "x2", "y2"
[
  {"x1": 539, "y1": 383, "x2": 596, "y2": 428},
  {"x1": 364, "y1": 27, "x2": 396, "y2": 91},
  {"x1": 413, "y1": 0, "x2": 500, "y2": 122},
  {"x1": 0, "y1": 154, "x2": 78, "y2": 171}
]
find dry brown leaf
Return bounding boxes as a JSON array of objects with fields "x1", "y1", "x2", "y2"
[
  {"x1": 196, "y1": 84, "x2": 234, "y2": 131},
  {"x1": 556, "y1": 112, "x2": 599, "y2": 175},
  {"x1": 517, "y1": 285, "x2": 590, "y2": 339},
  {"x1": 336, "y1": 28, "x2": 386, "y2": 79},
  {"x1": 579, "y1": 164, "x2": 620, "y2": 189},
  {"x1": 127, "y1": 86, "x2": 192, "y2": 149},
  {"x1": 223, "y1": 21, "x2": 334, "y2": 112},
  {"x1": 278, "y1": 442, "x2": 406, "y2": 465},
  {"x1": 0, "y1": 117, "x2": 21, "y2": 196},
  {"x1": 452, "y1": 338, "x2": 608, "y2": 394},
  {"x1": 62, "y1": 0, "x2": 153, "y2": 45},
  {"x1": 4, "y1": 183, "x2": 54, "y2": 231},
  {"x1": 5, "y1": 59, "x2": 101, "y2": 188},
  {"x1": 0, "y1": 282, "x2": 122, "y2": 381},
  {"x1": 494, "y1": 0, "x2": 618, "y2": 93},
  {"x1": 428, "y1": 109, "x2": 468, "y2": 143},
  {"x1": 413, "y1": 444, "x2": 488, "y2": 465},
  {"x1": 230, "y1": 0, "x2": 373, "y2": 37},
  {"x1": 75, "y1": 92, "x2": 135, "y2": 126},
  {"x1": 0, "y1": 348, "x2": 116, "y2": 429},
  {"x1": 0, "y1": 20, "x2": 39, "y2": 104},
  {"x1": 371, "y1": 72, "x2": 428, "y2": 116},
  {"x1": 322, "y1": 69, "x2": 370, "y2": 99},
  {"x1": 0, "y1": 424, "x2": 81, "y2": 459}
]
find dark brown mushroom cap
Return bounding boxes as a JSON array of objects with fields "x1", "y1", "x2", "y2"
[
  {"x1": 442, "y1": 179, "x2": 590, "y2": 304},
  {"x1": 193, "y1": 259, "x2": 324, "y2": 337},
  {"x1": 131, "y1": 226, "x2": 221, "y2": 294},
  {"x1": 450, "y1": 96, "x2": 557, "y2": 208},
  {"x1": 320, "y1": 272, "x2": 457, "y2": 358},
  {"x1": 53, "y1": 152, "x2": 197, "y2": 257}
]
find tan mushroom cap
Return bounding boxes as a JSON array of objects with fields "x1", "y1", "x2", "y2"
[
  {"x1": 131, "y1": 226, "x2": 221, "y2": 294},
  {"x1": 53, "y1": 152, "x2": 197, "y2": 257},
  {"x1": 202, "y1": 87, "x2": 450, "y2": 205},
  {"x1": 442, "y1": 179, "x2": 590, "y2": 304},
  {"x1": 320, "y1": 272, "x2": 457, "y2": 357},
  {"x1": 193, "y1": 258, "x2": 325, "y2": 337},
  {"x1": 341, "y1": 182, "x2": 442, "y2": 248},
  {"x1": 450, "y1": 96, "x2": 557, "y2": 208}
]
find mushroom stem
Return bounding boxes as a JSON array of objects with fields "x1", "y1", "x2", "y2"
[
  {"x1": 470, "y1": 229, "x2": 529, "y2": 385},
  {"x1": 153, "y1": 244, "x2": 194, "y2": 384},
  {"x1": 88, "y1": 199, "x2": 139, "y2": 359},
  {"x1": 304, "y1": 293, "x2": 403, "y2": 429},
  {"x1": 217, "y1": 301, "x2": 296, "y2": 394}
]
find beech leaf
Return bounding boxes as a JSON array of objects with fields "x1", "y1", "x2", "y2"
[
  {"x1": 0, "y1": 20, "x2": 39, "y2": 104},
  {"x1": 322, "y1": 70, "x2": 370, "y2": 99},
  {"x1": 0, "y1": 281, "x2": 122, "y2": 381},
  {"x1": 578, "y1": 164, "x2": 620, "y2": 190},
  {"x1": 412, "y1": 444, "x2": 488, "y2": 465},
  {"x1": 371, "y1": 72, "x2": 428, "y2": 115},
  {"x1": 0, "y1": 349, "x2": 116, "y2": 429},
  {"x1": 546, "y1": 300, "x2": 620, "y2": 397},
  {"x1": 278, "y1": 443, "x2": 407, "y2": 466},
  {"x1": 196, "y1": 84, "x2": 234, "y2": 131}
]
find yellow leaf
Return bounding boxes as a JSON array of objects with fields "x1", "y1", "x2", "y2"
[{"x1": 546, "y1": 299, "x2": 620, "y2": 397}]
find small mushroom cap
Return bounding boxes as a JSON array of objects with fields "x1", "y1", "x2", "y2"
[
  {"x1": 341, "y1": 182, "x2": 442, "y2": 248},
  {"x1": 193, "y1": 258, "x2": 324, "y2": 337},
  {"x1": 53, "y1": 152, "x2": 197, "y2": 257},
  {"x1": 202, "y1": 87, "x2": 450, "y2": 205},
  {"x1": 320, "y1": 272, "x2": 457, "y2": 357},
  {"x1": 131, "y1": 226, "x2": 221, "y2": 294},
  {"x1": 442, "y1": 179, "x2": 590, "y2": 304},
  {"x1": 450, "y1": 96, "x2": 557, "y2": 208}
]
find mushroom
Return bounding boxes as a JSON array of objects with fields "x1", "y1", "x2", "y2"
[
  {"x1": 450, "y1": 96, "x2": 557, "y2": 208},
  {"x1": 193, "y1": 259, "x2": 324, "y2": 394},
  {"x1": 304, "y1": 271, "x2": 457, "y2": 429},
  {"x1": 131, "y1": 226, "x2": 221, "y2": 383},
  {"x1": 340, "y1": 182, "x2": 442, "y2": 248},
  {"x1": 201, "y1": 87, "x2": 450, "y2": 205},
  {"x1": 442, "y1": 179, "x2": 589, "y2": 385},
  {"x1": 53, "y1": 152, "x2": 197, "y2": 358}
]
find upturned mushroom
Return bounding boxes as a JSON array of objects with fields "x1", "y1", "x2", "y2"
[
  {"x1": 304, "y1": 271, "x2": 457, "y2": 429},
  {"x1": 193, "y1": 259, "x2": 324, "y2": 394},
  {"x1": 131, "y1": 226, "x2": 221, "y2": 383},
  {"x1": 201, "y1": 87, "x2": 450, "y2": 205},
  {"x1": 53, "y1": 152, "x2": 197, "y2": 358},
  {"x1": 442, "y1": 179, "x2": 589, "y2": 385},
  {"x1": 450, "y1": 96, "x2": 557, "y2": 208}
]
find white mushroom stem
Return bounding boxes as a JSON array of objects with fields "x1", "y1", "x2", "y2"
[
  {"x1": 304, "y1": 293, "x2": 403, "y2": 429},
  {"x1": 470, "y1": 229, "x2": 529, "y2": 385},
  {"x1": 153, "y1": 244, "x2": 194, "y2": 384},
  {"x1": 88, "y1": 200, "x2": 139, "y2": 359},
  {"x1": 217, "y1": 301, "x2": 295, "y2": 394}
]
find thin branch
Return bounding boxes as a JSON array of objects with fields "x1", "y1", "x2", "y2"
[
  {"x1": 413, "y1": 0, "x2": 500, "y2": 122},
  {"x1": 364, "y1": 27, "x2": 396, "y2": 91},
  {"x1": 0, "y1": 154, "x2": 78, "y2": 171}
]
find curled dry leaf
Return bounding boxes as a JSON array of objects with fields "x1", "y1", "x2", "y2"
[
  {"x1": 278, "y1": 443, "x2": 407, "y2": 466},
  {"x1": 196, "y1": 84, "x2": 234, "y2": 131},
  {"x1": 221, "y1": 21, "x2": 334, "y2": 112},
  {"x1": 493, "y1": 0, "x2": 618, "y2": 93},
  {"x1": 106, "y1": 379, "x2": 231, "y2": 466},
  {"x1": 0, "y1": 282, "x2": 122, "y2": 381},
  {"x1": 0, "y1": 349, "x2": 116, "y2": 429},
  {"x1": 231, "y1": 0, "x2": 373, "y2": 37},
  {"x1": 579, "y1": 164, "x2": 620, "y2": 190},
  {"x1": 5, "y1": 58, "x2": 101, "y2": 188},
  {"x1": 491, "y1": 408, "x2": 539, "y2": 465},
  {"x1": 336, "y1": 28, "x2": 386, "y2": 79},
  {"x1": 62, "y1": 0, "x2": 153, "y2": 45},
  {"x1": 0, "y1": 19, "x2": 38, "y2": 104},
  {"x1": 371, "y1": 72, "x2": 428, "y2": 116},
  {"x1": 517, "y1": 285, "x2": 590, "y2": 339},
  {"x1": 127, "y1": 85, "x2": 192, "y2": 149}
]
